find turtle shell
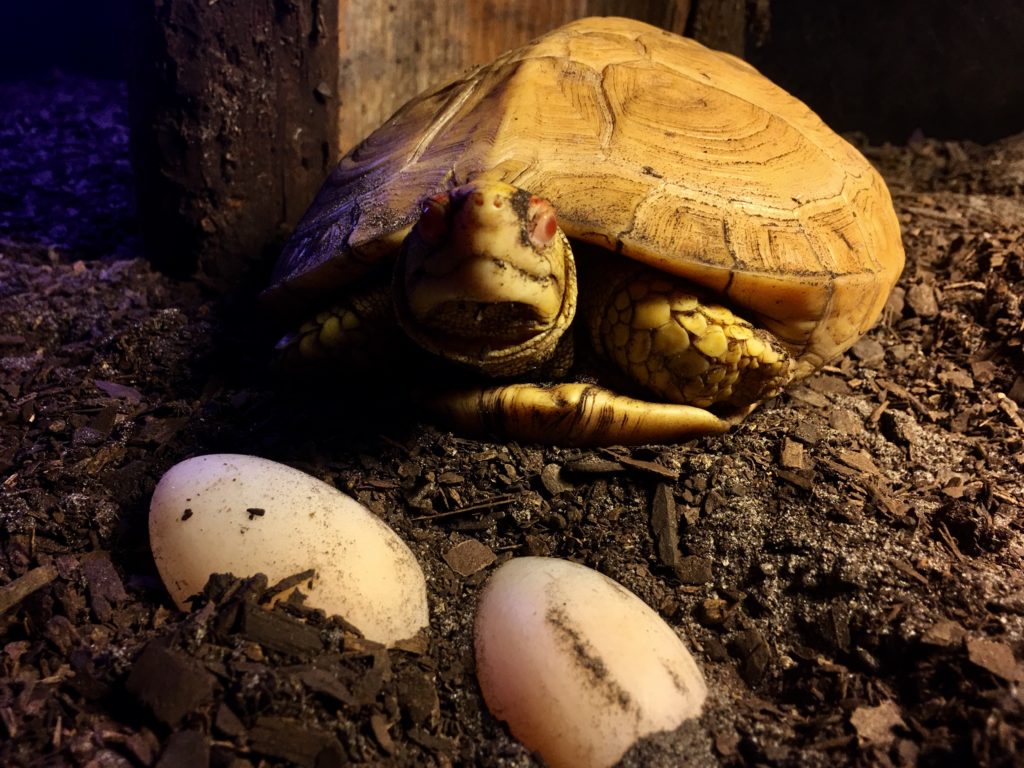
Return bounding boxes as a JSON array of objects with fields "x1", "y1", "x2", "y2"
[{"x1": 266, "y1": 16, "x2": 904, "y2": 377}]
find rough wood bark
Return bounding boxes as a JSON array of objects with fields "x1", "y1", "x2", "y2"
[
  {"x1": 336, "y1": 0, "x2": 691, "y2": 152},
  {"x1": 127, "y1": 0, "x2": 339, "y2": 281},
  {"x1": 685, "y1": 0, "x2": 749, "y2": 55}
]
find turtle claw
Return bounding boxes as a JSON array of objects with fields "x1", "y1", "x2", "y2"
[{"x1": 429, "y1": 383, "x2": 734, "y2": 447}]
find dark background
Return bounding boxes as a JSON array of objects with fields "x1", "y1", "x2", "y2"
[
  {"x1": 0, "y1": 0, "x2": 127, "y2": 80},
  {"x1": 747, "y1": 0, "x2": 1024, "y2": 143},
  {"x1": 1, "y1": 1, "x2": 1022, "y2": 143}
]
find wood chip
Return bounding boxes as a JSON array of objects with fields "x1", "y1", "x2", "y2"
[
  {"x1": 125, "y1": 643, "x2": 216, "y2": 728},
  {"x1": 540, "y1": 463, "x2": 574, "y2": 495},
  {"x1": 93, "y1": 379, "x2": 143, "y2": 402},
  {"x1": 81, "y1": 555, "x2": 128, "y2": 603},
  {"x1": 650, "y1": 483, "x2": 680, "y2": 570},
  {"x1": 966, "y1": 637, "x2": 1024, "y2": 682},
  {"x1": 0, "y1": 564, "x2": 58, "y2": 615},
  {"x1": 1008, "y1": 375, "x2": 1024, "y2": 405},
  {"x1": 713, "y1": 729, "x2": 740, "y2": 757},
  {"x1": 249, "y1": 716, "x2": 343, "y2": 767},
  {"x1": 786, "y1": 386, "x2": 832, "y2": 409},
  {"x1": 442, "y1": 539, "x2": 496, "y2": 578},
  {"x1": 156, "y1": 730, "x2": 209, "y2": 767},
  {"x1": 370, "y1": 712, "x2": 396, "y2": 755},
  {"x1": 851, "y1": 337, "x2": 885, "y2": 366},
  {"x1": 409, "y1": 493, "x2": 516, "y2": 521},
  {"x1": 294, "y1": 666, "x2": 356, "y2": 706},
  {"x1": 862, "y1": 478, "x2": 908, "y2": 519},
  {"x1": 808, "y1": 374, "x2": 852, "y2": 396},
  {"x1": 882, "y1": 380, "x2": 937, "y2": 421},
  {"x1": 391, "y1": 633, "x2": 429, "y2": 655},
  {"x1": 935, "y1": 522, "x2": 966, "y2": 561},
  {"x1": 729, "y1": 628, "x2": 771, "y2": 685},
  {"x1": 397, "y1": 666, "x2": 440, "y2": 724},
  {"x1": 906, "y1": 282, "x2": 939, "y2": 317},
  {"x1": 921, "y1": 619, "x2": 967, "y2": 648},
  {"x1": 891, "y1": 559, "x2": 929, "y2": 586},
  {"x1": 850, "y1": 700, "x2": 905, "y2": 747},
  {"x1": 779, "y1": 438, "x2": 805, "y2": 470},
  {"x1": 970, "y1": 359, "x2": 998, "y2": 384},
  {"x1": 836, "y1": 449, "x2": 881, "y2": 475},
  {"x1": 790, "y1": 420, "x2": 824, "y2": 445},
  {"x1": 776, "y1": 468, "x2": 814, "y2": 490},
  {"x1": 239, "y1": 602, "x2": 324, "y2": 656},
  {"x1": 263, "y1": 569, "x2": 317, "y2": 603},
  {"x1": 993, "y1": 393, "x2": 1024, "y2": 430},
  {"x1": 214, "y1": 702, "x2": 247, "y2": 738},
  {"x1": 938, "y1": 367, "x2": 974, "y2": 389},
  {"x1": 828, "y1": 408, "x2": 864, "y2": 435},
  {"x1": 600, "y1": 449, "x2": 679, "y2": 480},
  {"x1": 563, "y1": 456, "x2": 624, "y2": 474}
]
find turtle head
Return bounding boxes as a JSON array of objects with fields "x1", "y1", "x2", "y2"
[{"x1": 395, "y1": 181, "x2": 577, "y2": 376}]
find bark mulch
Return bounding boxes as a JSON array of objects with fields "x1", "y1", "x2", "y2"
[{"x1": 1, "y1": 75, "x2": 1022, "y2": 767}]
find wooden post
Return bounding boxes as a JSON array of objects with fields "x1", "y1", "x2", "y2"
[
  {"x1": 127, "y1": 0, "x2": 340, "y2": 282},
  {"x1": 686, "y1": 0, "x2": 751, "y2": 56}
]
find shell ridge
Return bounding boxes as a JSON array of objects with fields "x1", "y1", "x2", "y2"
[
  {"x1": 720, "y1": 216, "x2": 742, "y2": 270},
  {"x1": 596, "y1": 64, "x2": 621, "y2": 155},
  {"x1": 847, "y1": 171, "x2": 890, "y2": 275},
  {"x1": 406, "y1": 66, "x2": 488, "y2": 169}
]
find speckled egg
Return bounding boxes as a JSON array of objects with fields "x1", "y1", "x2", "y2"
[{"x1": 149, "y1": 454, "x2": 428, "y2": 645}]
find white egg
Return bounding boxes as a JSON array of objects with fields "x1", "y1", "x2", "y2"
[
  {"x1": 149, "y1": 454, "x2": 428, "y2": 646},
  {"x1": 474, "y1": 557, "x2": 707, "y2": 768}
]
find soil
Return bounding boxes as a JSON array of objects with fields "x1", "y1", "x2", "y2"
[{"x1": 1, "y1": 75, "x2": 1022, "y2": 768}]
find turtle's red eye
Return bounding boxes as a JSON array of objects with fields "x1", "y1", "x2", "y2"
[
  {"x1": 529, "y1": 200, "x2": 558, "y2": 247},
  {"x1": 418, "y1": 194, "x2": 449, "y2": 245}
]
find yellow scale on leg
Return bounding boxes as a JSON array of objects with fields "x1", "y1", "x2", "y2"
[
  {"x1": 279, "y1": 281, "x2": 396, "y2": 368},
  {"x1": 590, "y1": 269, "x2": 792, "y2": 412}
]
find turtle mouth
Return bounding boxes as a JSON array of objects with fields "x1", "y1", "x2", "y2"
[
  {"x1": 396, "y1": 267, "x2": 576, "y2": 375},
  {"x1": 414, "y1": 300, "x2": 553, "y2": 349}
]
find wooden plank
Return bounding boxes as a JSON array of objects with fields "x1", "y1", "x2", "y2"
[{"x1": 336, "y1": 0, "x2": 691, "y2": 152}]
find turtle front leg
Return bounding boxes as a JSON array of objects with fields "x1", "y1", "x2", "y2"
[
  {"x1": 274, "y1": 272, "x2": 407, "y2": 370},
  {"x1": 585, "y1": 259, "x2": 793, "y2": 413},
  {"x1": 430, "y1": 383, "x2": 733, "y2": 446}
]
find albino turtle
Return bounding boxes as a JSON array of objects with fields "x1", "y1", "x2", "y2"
[{"x1": 264, "y1": 16, "x2": 904, "y2": 445}]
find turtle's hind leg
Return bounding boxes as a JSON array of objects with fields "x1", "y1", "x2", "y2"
[{"x1": 583, "y1": 259, "x2": 793, "y2": 413}]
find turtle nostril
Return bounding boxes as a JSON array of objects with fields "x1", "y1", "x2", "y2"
[
  {"x1": 492, "y1": 195, "x2": 503, "y2": 208},
  {"x1": 472, "y1": 192, "x2": 485, "y2": 206}
]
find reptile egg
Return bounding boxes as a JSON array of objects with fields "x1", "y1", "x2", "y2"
[
  {"x1": 474, "y1": 557, "x2": 707, "y2": 768},
  {"x1": 149, "y1": 454, "x2": 428, "y2": 645}
]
